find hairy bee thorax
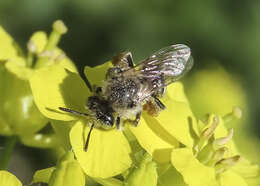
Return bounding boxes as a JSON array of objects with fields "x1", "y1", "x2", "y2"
[{"x1": 103, "y1": 77, "x2": 140, "y2": 107}]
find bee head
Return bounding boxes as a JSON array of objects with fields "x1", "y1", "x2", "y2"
[{"x1": 87, "y1": 96, "x2": 115, "y2": 127}]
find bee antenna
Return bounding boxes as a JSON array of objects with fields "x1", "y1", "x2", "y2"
[
  {"x1": 84, "y1": 124, "x2": 94, "y2": 152},
  {"x1": 58, "y1": 107, "x2": 89, "y2": 117}
]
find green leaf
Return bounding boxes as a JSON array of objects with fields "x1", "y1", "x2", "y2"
[
  {"x1": 30, "y1": 64, "x2": 90, "y2": 121},
  {"x1": 219, "y1": 170, "x2": 248, "y2": 186},
  {"x1": 33, "y1": 167, "x2": 56, "y2": 183},
  {"x1": 70, "y1": 120, "x2": 132, "y2": 178},
  {"x1": 129, "y1": 114, "x2": 179, "y2": 164},
  {"x1": 171, "y1": 148, "x2": 218, "y2": 186},
  {"x1": 49, "y1": 151, "x2": 85, "y2": 186},
  {"x1": 124, "y1": 153, "x2": 157, "y2": 186},
  {"x1": 0, "y1": 171, "x2": 22, "y2": 186}
]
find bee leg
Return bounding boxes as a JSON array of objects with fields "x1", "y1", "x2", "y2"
[
  {"x1": 153, "y1": 97, "x2": 166, "y2": 110},
  {"x1": 158, "y1": 87, "x2": 166, "y2": 97},
  {"x1": 59, "y1": 107, "x2": 89, "y2": 117},
  {"x1": 133, "y1": 111, "x2": 141, "y2": 126},
  {"x1": 84, "y1": 124, "x2": 94, "y2": 151},
  {"x1": 112, "y1": 52, "x2": 134, "y2": 68},
  {"x1": 125, "y1": 52, "x2": 134, "y2": 68},
  {"x1": 116, "y1": 116, "x2": 121, "y2": 130}
]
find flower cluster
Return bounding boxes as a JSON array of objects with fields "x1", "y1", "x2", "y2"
[{"x1": 0, "y1": 21, "x2": 259, "y2": 186}]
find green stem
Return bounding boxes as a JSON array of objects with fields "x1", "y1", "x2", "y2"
[{"x1": 0, "y1": 136, "x2": 17, "y2": 170}]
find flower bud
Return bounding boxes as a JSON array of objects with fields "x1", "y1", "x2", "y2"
[{"x1": 215, "y1": 155, "x2": 241, "y2": 174}]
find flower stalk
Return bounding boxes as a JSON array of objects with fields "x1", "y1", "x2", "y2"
[{"x1": 0, "y1": 136, "x2": 17, "y2": 170}]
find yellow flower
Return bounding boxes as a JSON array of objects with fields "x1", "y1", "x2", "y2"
[
  {"x1": 30, "y1": 59, "x2": 196, "y2": 179},
  {"x1": 0, "y1": 171, "x2": 22, "y2": 186},
  {"x1": 169, "y1": 112, "x2": 259, "y2": 186},
  {"x1": 0, "y1": 20, "x2": 76, "y2": 149}
]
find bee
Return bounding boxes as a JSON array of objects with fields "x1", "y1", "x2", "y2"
[{"x1": 59, "y1": 44, "x2": 193, "y2": 151}]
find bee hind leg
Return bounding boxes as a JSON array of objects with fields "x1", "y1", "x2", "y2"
[
  {"x1": 153, "y1": 96, "x2": 166, "y2": 110},
  {"x1": 125, "y1": 52, "x2": 134, "y2": 68},
  {"x1": 112, "y1": 52, "x2": 134, "y2": 68}
]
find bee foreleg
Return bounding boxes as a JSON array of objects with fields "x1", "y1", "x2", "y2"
[
  {"x1": 124, "y1": 111, "x2": 142, "y2": 127},
  {"x1": 84, "y1": 124, "x2": 94, "y2": 151},
  {"x1": 153, "y1": 97, "x2": 166, "y2": 110},
  {"x1": 133, "y1": 111, "x2": 141, "y2": 126},
  {"x1": 116, "y1": 116, "x2": 121, "y2": 130}
]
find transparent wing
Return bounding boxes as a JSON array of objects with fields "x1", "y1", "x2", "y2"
[
  {"x1": 134, "y1": 44, "x2": 193, "y2": 86},
  {"x1": 117, "y1": 44, "x2": 193, "y2": 102}
]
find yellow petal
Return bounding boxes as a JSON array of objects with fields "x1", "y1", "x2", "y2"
[
  {"x1": 219, "y1": 170, "x2": 248, "y2": 186},
  {"x1": 153, "y1": 98, "x2": 196, "y2": 147},
  {"x1": 231, "y1": 157, "x2": 259, "y2": 178},
  {"x1": 166, "y1": 82, "x2": 189, "y2": 104},
  {"x1": 84, "y1": 61, "x2": 112, "y2": 86},
  {"x1": 147, "y1": 81, "x2": 199, "y2": 147},
  {"x1": 33, "y1": 167, "x2": 56, "y2": 183},
  {"x1": 125, "y1": 154, "x2": 157, "y2": 186},
  {"x1": 55, "y1": 48, "x2": 78, "y2": 73},
  {"x1": 70, "y1": 120, "x2": 132, "y2": 178},
  {"x1": 171, "y1": 148, "x2": 218, "y2": 186},
  {"x1": 30, "y1": 64, "x2": 90, "y2": 121},
  {"x1": 142, "y1": 161, "x2": 158, "y2": 186},
  {"x1": 5, "y1": 61, "x2": 33, "y2": 80},
  {"x1": 51, "y1": 120, "x2": 74, "y2": 150},
  {"x1": 0, "y1": 171, "x2": 22, "y2": 186},
  {"x1": 130, "y1": 114, "x2": 178, "y2": 164},
  {"x1": 0, "y1": 26, "x2": 19, "y2": 60},
  {"x1": 158, "y1": 166, "x2": 187, "y2": 186},
  {"x1": 49, "y1": 152, "x2": 85, "y2": 186},
  {"x1": 94, "y1": 177, "x2": 123, "y2": 186}
]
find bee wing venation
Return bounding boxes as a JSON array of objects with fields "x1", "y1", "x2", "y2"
[{"x1": 135, "y1": 44, "x2": 193, "y2": 85}]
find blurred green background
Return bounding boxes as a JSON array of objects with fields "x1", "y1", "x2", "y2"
[{"x1": 1, "y1": 0, "x2": 260, "y2": 184}]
